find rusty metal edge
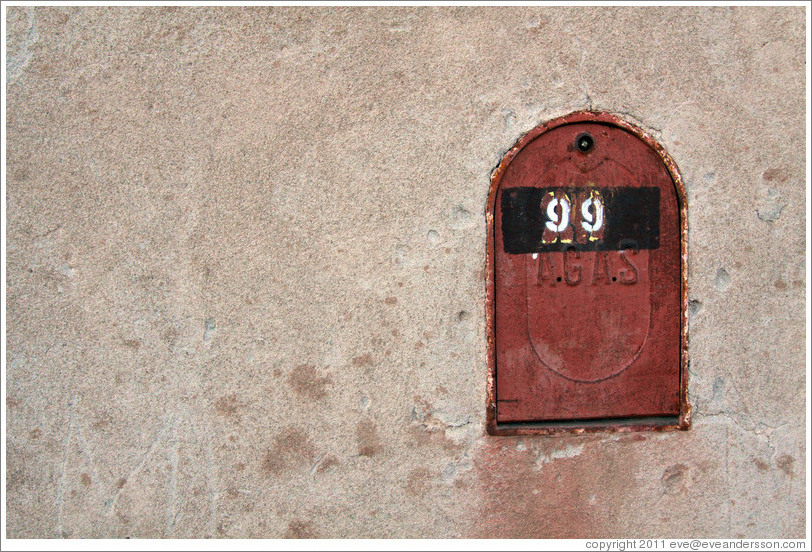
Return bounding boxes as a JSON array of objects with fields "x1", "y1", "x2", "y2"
[
  {"x1": 488, "y1": 420, "x2": 683, "y2": 437},
  {"x1": 485, "y1": 110, "x2": 690, "y2": 437}
]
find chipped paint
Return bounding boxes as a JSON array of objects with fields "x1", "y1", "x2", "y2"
[{"x1": 535, "y1": 444, "x2": 585, "y2": 468}]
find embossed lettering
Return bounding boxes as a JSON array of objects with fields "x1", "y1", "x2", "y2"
[
  {"x1": 591, "y1": 251, "x2": 612, "y2": 285},
  {"x1": 563, "y1": 248, "x2": 582, "y2": 286},
  {"x1": 618, "y1": 250, "x2": 639, "y2": 285},
  {"x1": 537, "y1": 252, "x2": 557, "y2": 287}
]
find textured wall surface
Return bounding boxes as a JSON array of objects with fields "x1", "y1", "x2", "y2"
[{"x1": 5, "y1": 6, "x2": 806, "y2": 538}]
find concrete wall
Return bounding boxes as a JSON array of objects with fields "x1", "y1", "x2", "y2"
[{"x1": 5, "y1": 6, "x2": 806, "y2": 538}]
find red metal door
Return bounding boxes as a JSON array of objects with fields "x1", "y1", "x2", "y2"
[{"x1": 486, "y1": 112, "x2": 689, "y2": 435}]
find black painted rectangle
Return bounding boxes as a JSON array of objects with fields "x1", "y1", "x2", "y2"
[{"x1": 500, "y1": 186, "x2": 660, "y2": 254}]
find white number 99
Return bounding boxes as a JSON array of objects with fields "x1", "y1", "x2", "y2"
[
  {"x1": 581, "y1": 196, "x2": 604, "y2": 232},
  {"x1": 545, "y1": 197, "x2": 571, "y2": 232}
]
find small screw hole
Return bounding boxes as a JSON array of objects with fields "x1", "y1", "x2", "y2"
[
  {"x1": 575, "y1": 132, "x2": 594, "y2": 153},
  {"x1": 612, "y1": 277, "x2": 617, "y2": 282},
  {"x1": 556, "y1": 277, "x2": 562, "y2": 282}
]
